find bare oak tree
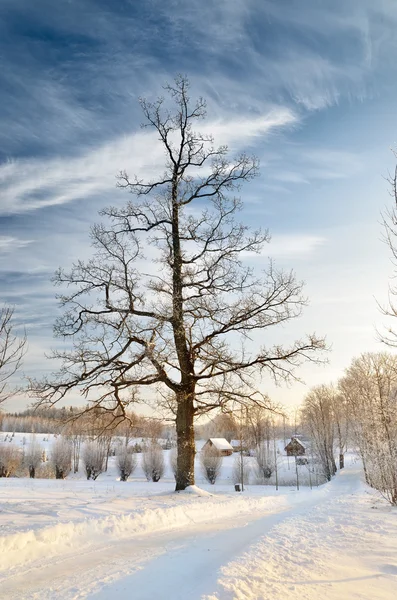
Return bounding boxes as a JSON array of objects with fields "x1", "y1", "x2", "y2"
[
  {"x1": 31, "y1": 76, "x2": 325, "y2": 490},
  {"x1": 0, "y1": 306, "x2": 27, "y2": 404}
]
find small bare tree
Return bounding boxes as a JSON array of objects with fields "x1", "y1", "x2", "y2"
[
  {"x1": 232, "y1": 453, "x2": 250, "y2": 486},
  {"x1": 0, "y1": 306, "x2": 27, "y2": 404},
  {"x1": 200, "y1": 444, "x2": 223, "y2": 485},
  {"x1": 51, "y1": 437, "x2": 72, "y2": 479},
  {"x1": 117, "y1": 448, "x2": 137, "y2": 481},
  {"x1": 142, "y1": 443, "x2": 165, "y2": 482},
  {"x1": 83, "y1": 442, "x2": 106, "y2": 480}
]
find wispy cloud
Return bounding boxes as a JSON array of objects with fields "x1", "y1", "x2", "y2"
[
  {"x1": 243, "y1": 234, "x2": 326, "y2": 260},
  {"x1": 0, "y1": 236, "x2": 33, "y2": 252},
  {"x1": 268, "y1": 234, "x2": 326, "y2": 258},
  {"x1": 0, "y1": 109, "x2": 297, "y2": 215}
]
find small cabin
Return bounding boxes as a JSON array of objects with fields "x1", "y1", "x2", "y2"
[
  {"x1": 202, "y1": 438, "x2": 233, "y2": 456},
  {"x1": 285, "y1": 437, "x2": 306, "y2": 457}
]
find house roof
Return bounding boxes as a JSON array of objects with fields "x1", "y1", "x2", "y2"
[
  {"x1": 285, "y1": 437, "x2": 305, "y2": 449},
  {"x1": 208, "y1": 438, "x2": 233, "y2": 451}
]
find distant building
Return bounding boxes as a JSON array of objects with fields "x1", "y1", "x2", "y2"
[
  {"x1": 202, "y1": 438, "x2": 233, "y2": 456},
  {"x1": 285, "y1": 437, "x2": 306, "y2": 457}
]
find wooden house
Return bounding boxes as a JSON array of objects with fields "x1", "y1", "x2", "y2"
[
  {"x1": 285, "y1": 437, "x2": 306, "y2": 457},
  {"x1": 202, "y1": 438, "x2": 233, "y2": 456}
]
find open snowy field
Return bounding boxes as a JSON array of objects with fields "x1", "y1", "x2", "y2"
[{"x1": 1, "y1": 451, "x2": 397, "y2": 599}]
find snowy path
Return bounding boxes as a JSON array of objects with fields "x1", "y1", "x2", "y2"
[{"x1": 1, "y1": 466, "x2": 397, "y2": 599}]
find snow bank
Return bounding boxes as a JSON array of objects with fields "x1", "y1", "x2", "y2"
[
  {"x1": 180, "y1": 485, "x2": 213, "y2": 496},
  {"x1": 0, "y1": 489, "x2": 304, "y2": 574}
]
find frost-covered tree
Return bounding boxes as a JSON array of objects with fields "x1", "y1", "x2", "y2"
[
  {"x1": 51, "y1": 437, "x2": 72, "y2": 479},
  {"x1": 301, "y1": 385, "x2": 337, "y2": 482},
  {"x1": 83, "y1": 442, "x2": 106, "y2": 480},
  {"x1": 117, "y1": 448, "x2": 137, "y2": 481},
  {"x1": 64, "y1": 418, "x2": 85, "y2": 473},
  {"x1": 200, "y1": 444, "x2": 222, "y2": 485},
  {"x1": 23, "y1": 435, "x2": 42, "y2": 478},
  {"x1": 340, "y1": 352, "x2": 397, "y2": 505},
  {"x1": 332, "y1": 391, "x2": 349, "y2": 469},
  {"x1": 255, "y1": 443, "x2": 275, "y2": 481},
  {"x1": 142, "y1": 443, "x2": 165, "y2": 482}
]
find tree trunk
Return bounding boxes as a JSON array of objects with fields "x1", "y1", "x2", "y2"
[{"x1": 175, "y1": 391, "x2": 195, "y2": 491}]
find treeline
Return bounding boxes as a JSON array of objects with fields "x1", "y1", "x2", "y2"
[{"x1": 0, "y1": 406, "x2": 174, "y2": 440}]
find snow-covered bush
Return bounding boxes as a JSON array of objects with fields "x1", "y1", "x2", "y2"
[
  {"x1": 232, "y1": 453, "x2": 251, "y2": 485},
  {"x1": 117, "y1": 448, "x2": 137, "y2": 481},
  {"x1": 23, "y1": 436, "x2": 42, "y2": 478},
  {"x1": 83, "y1": 442, "x2": 106, "y2": 480},
  {"x1": 142, "y1": 443, "x2": 165, "y2": 482},
  {"x1": 0, "y1": 444, "x2": 21, "y2": 477},
  {"x1": 255, "y1": 444, "x2": 275, "y2": 481},
  {"x1": 200, "y1": 445, "x2": 223, "y2": 484},
  {"x1": 51, "y1": 438, "x2": 72, "y2": 479}
]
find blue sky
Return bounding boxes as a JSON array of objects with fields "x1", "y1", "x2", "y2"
[{"x1": 2, "y1": 0, "x2": 397, "y2": 411}]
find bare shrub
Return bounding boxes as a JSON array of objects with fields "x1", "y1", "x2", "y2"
[
  {"x1": 255, "y1": 444, "x2": 275, "y2": 482},
  {"x1": 232, "y1": 453, "x2": 250, "y2": 486},
  {"x1": 200, "y1": 445, "x2": 223, "y2": 485},
  {"x1": 51, "y1": 437, "x2": 72, "y2": 479},
  {"x1": 142, "y1": 443, "x2": 165, "y2": 482},
  {"x1": 83, "y1": 442, "x2": 106, "y2": 480},
  {"x1": 0, "y1": 444, "x2": 21, "y2": 477},
  {"x1": 117, "y1": 449, "x2": 137, "y2": 481},
  {"x1": 23, "y1": 436, "x2": 42, "y2": 478}
]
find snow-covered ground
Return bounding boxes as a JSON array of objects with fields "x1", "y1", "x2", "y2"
[{"x1": 1, "y1": 436, "x2": 397, "y2": 599}]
